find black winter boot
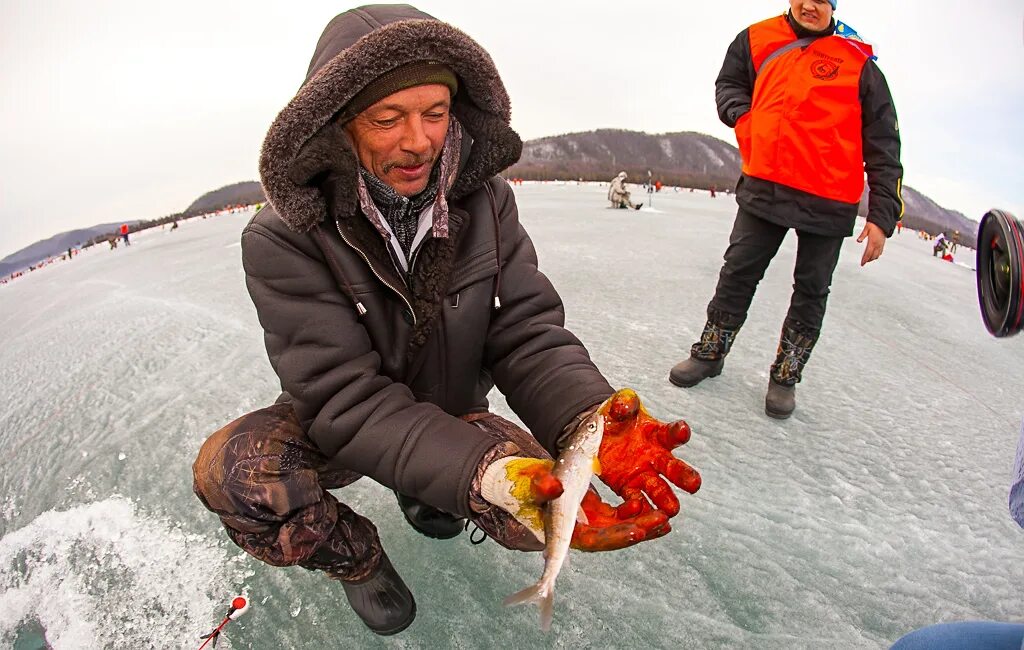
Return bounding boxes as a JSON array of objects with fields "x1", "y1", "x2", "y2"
[
  {"x1": 394, "y1": 491, "x2": 464, "y2": 540},
  {"x1": 340, "y1": 553, "x2": 417, "y2": 636},
  {"x1": 669, "y1": 318, "x2": 742, "y2": 388},
  {"x1": 765, "y1": 323, "x2": 818, "y2": 419},
  {"x1": 764, "y1": 380, "x2": 796, "y2": 419}
]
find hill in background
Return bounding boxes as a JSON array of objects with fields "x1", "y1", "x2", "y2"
[
  {"x1": 1, "y1": 182, "x2": 267, "y2": 278},
  {"x1": 0, "y1": 221, "x2": 141, "y2": 278},
  {"x1": 506, "y1": 128, "x2": 978, "y2": 246},
  {"x1": 183, "y1": 181, "x2": 265, "y2": 216},
  {"x1": 4, "y1": 132, "x2": 986, "y2": 279}
]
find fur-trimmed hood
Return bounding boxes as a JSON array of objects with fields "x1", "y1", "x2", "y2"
[{"x1": 259, "y1": 4, "x2": 523, "y2": 233}]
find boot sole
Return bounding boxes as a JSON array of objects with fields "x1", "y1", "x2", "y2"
[
  {"x1": 367, "y1": 600, "x2": 417, "y2": 636},
  {"x1": 668, "y1": 368, "x2": 721, "y2": 388},
  {"x1": 764, "y1": 406, "x2": 793, "y2": 420}
]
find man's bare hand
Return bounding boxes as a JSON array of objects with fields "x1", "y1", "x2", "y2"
[{"x1": 857, "y1": 222, "x2": 886, "y2": 266}]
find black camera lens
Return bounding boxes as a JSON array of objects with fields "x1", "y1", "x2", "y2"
[{"x1": 976, "y1": 210, "x2": 1023, "y2": 337}]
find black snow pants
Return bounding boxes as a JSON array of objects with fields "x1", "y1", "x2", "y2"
[{"x1": 708, "y1": 208, "x2": 845, "y2": 334}]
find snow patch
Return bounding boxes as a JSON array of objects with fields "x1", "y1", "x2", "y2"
[{"x1": 0, "y1": 497, "x2": 248, "y2": 648}]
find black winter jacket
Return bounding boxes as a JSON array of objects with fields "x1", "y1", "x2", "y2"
[{"x1": 244, "y1": 6, "x2": 613, "y2": 518}]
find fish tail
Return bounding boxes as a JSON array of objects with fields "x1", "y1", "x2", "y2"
[
  {"x1": 539, "y1": 587, "x2": 554, "y2": 632},
  {"x1": 502, "y1": 582, "x2": 555, "y2": 632}
]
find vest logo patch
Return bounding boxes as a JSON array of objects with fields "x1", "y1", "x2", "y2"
[{"x1": 810, "y1": 59, "x2": 840, "y2": 81}]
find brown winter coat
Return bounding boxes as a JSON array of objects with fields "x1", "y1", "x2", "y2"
[{"x1": 244, "y1": 5, "x2": 613, "y2": 518}]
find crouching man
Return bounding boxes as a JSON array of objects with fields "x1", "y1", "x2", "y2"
[{"x1": 193, "y1": 4, "x2": 699, "y2": 636}]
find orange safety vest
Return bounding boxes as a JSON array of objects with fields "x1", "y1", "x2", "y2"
[{"x1": 734, "y1": 15, "x2": 873, "y2": 204}]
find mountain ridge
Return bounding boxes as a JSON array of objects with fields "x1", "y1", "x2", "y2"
[
  {"x1": 4, "y1": 130, "x2": 983, "y2": 278},
  {"x1": 1, "y1": 182, "x2": 266, "y2": 278},
  {"x1": 506, "y1": 128, "x2": 978, "y2": 245}
]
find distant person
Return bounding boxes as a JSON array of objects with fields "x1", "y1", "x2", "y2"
[
  {"x1": 933, "y1": 233, "x2": 948, "y2": 257},
  {"x1": 170, "y1": 220, "x2": 179, "y2": 231},
  {"x1": 608, "y1": 171, "x2": 642, "y2": 210},
  {"x1": 669, "y1": 0, "x2": 903, "y2": 419},
  {"x1": 709, "y1": 184, "x2": 717, "y2": 198},
  {"x1": 192, "y1": 5, "x2": 700, "y2": 637},
  {"x1": 951, "y1": 229, "x2": 961, "y2": 253},
  {"x1": 108, "y1": 236, "x2": 118, "y2": 250},
  {"x1": 120, "y1": 223, "x2": 131, "y2": 246}
]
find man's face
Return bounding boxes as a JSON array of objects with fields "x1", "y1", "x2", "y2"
[
  {"x1": 344, "y1": 84, "x2": 451, "y2": 197},
  {"x1": 789, "y1": 0, "x2": 833, "y2": 31}
]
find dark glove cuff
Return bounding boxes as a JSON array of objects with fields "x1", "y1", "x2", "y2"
[{"x1": 461, "y1": 413, "x2": 554, "y2": 552}]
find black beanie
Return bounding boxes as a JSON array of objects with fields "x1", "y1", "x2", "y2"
[{"x1": 337, "y1": 61, "x2": 458, "y2": 123}]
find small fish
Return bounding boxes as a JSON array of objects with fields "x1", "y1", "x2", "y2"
[{"x1": 502, "y1": 411, "x2": 604, "y2": 631}]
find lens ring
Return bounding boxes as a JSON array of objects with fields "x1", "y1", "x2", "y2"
[{"x1": 976, "y1": 210, "x2": 1024, "y2": 337}]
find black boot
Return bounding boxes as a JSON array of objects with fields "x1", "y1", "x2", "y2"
[
  {"x1": 669, "y1": 317, "x2": 741, "y2": 388},
  {"x1": 340, "y1": 553, "x2": 416, "y2": 636},
  {"x1": 395, "y1": 491, "x2": 464, "y2": 540},
  {"x1": 634, "y1": 202, "x2": 643, "y2": 210},
  {"x1": 765, "y1": 322, "x2": 817, "y2": 419},
  {"x1": 765, "y1": 380, "x2": 796, "y2": 419}
]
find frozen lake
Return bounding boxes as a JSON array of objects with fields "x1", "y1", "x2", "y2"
[{"x1": 1, "y1": 183, "x2": 1021, "y2": 649}]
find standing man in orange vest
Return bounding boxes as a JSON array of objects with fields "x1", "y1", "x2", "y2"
[{"x1": 669, "y1": 0, "x2": 903, "y2": 419}]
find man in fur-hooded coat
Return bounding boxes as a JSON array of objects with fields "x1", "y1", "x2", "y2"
[{"x1": 193, "y1": 4, "x2": 700, "y2": 636}]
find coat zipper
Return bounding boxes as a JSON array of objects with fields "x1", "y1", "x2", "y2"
[{"x1": 335, "y1": 219, "x2": 417, "y2": 327}]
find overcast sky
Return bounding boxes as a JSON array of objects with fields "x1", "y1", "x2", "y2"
[{"x1": 2, "y1": 0, "x2": 1022, "y2": 258}]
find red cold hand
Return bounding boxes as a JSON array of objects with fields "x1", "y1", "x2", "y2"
[{"x1": 596, "y1": 389, "x2": 701, "y2": 518}]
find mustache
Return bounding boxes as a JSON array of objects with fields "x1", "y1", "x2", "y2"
[{"x1": 382, "y1": 155, "x2": 433, "y2": 174}]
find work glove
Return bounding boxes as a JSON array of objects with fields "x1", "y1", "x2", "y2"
[
  {"x1": 595, "y1": 388, "x2": 701, "y2": 517},
  {"x1": 480, "y1": 456, "x2": 671, "y2": 553}
]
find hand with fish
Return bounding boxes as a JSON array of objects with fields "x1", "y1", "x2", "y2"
[
  {"x1": 480, "y1": 389, "x2": 700, "y2": 553},
  {"x1": 491, "y1": 389, "x2": 702, "y2": 631},
  {"x1": 481, "y1": 453, "x2": 670, "y2": 553},
  {"x1": 595, "y1": 388, "x2": 702, "y2": 518}
]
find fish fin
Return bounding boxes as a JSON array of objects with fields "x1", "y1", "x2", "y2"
[
  {"x1": 592, "y1": 456, "x2": 602, "y2": 476},
  {"x1": 540, "y1": 586, "x2": 555, "y2": 632},
  {"x1": 503, "y1": 583, "x2": 545, "y2": 608},
  {"x1": 576, "y1": 505, "x2": 589, "y2": 526},
  {"x1": 504, "y1": 582, "x2": 556, "y2": 631}
]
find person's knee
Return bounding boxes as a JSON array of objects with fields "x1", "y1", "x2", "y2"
[
  {"x1": 892, "y1": 621, "x2": 1024, "y2": 650},
  {"x1": 193, "y1": 403, "x2": 324, "y2": 521},
  {"x1": 193, "y1": 414, "x2": 249, "y2": 515},
  {"x1": 791, "y1": 279, "x2": 832, "y2": 305}
]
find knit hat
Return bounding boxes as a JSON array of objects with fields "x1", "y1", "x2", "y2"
[{"x1": 337, "y1": 61, "x2": 459, "y2": 123}]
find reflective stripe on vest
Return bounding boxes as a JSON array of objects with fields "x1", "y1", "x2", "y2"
[{"x1": 736, "y1": 15, "x2": 871, "y2": 204}]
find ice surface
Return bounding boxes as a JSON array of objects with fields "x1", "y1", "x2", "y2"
[{"x1": 1, "y1": 187, "x2": 1021, "y2": 648}]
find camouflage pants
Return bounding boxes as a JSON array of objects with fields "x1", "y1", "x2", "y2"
[
  {"x1": 192, "y1": 403, "x2": 381, "y2": 581},
  {"x1": 192, "y1": 403, "x2": 553, "y2": 581}
]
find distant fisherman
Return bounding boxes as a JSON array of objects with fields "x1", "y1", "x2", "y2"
[
  {"x1": 608, "y1": 171, "x2": 642, "y2": 210},
  {"x1": 193, "y1": 5, "x2": 700, "y2": 637},
  {"x1": 669, "y1": 0, "x2": 904, "y2": 419}
]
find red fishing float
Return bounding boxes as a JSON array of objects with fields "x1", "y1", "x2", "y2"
[{"x1": 198, "y1": 595, "x2": 250, "y2": 649}]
